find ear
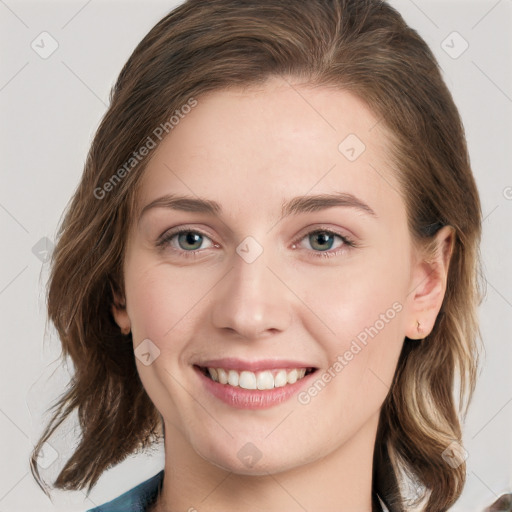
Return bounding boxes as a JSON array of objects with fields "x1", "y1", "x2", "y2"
[
  {"x1": 110, "y1": 280, "x2": 131, "y2": 335},
  {"x1": 405, "y1": 225, "x2": 455, "y2": 340}
]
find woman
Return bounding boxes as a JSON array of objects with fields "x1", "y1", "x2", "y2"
[{"x1": 30, "y1": 0, "x2": 490, "y2": 510}]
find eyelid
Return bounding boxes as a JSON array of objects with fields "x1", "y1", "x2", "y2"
[
  {"x1": 290, "y1": 226, "x2": 356, "y2": 257},
  {"x1": 156, "y1": 224, "x2": 357, "y2": 258},
  {"x1": 291, "y1": 223, "x2": 355, "y2": 244},
  {"x1": 156, "y1": 225, "x2": 217, "y2": 250}
]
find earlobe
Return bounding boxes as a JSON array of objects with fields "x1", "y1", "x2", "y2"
[
  {"x1": 405, "y1": 226, "x2": 455, "y2": 340},
  {"x1": 406, "y1": 316, "x2": 428, "y2": 341}
]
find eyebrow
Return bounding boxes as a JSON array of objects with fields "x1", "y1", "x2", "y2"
[{"x1": 138, "y1": 191, "x2": 377, "y2": 225}]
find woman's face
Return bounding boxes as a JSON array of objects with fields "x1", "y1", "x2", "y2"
[{"x1": 113, "y1": 77, "x2": 440, "y2": 475}]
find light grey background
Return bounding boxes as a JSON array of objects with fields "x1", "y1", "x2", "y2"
[{"x1": 0, "y1": 0, "x2": 511, "y2": 510}]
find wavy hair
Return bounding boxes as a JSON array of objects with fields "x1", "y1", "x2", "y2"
[{"x1": 30, "y1": 1, "x2": 483, "y2": 510}]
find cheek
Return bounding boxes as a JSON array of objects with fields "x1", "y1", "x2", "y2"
[
  {"x1": 297, "y1": 248, "x2": 408, "y2": 407},
  {"x1": 126, "y1": 272, "x2": 167, "y2": 337},
  {"x1": 303, "y1": 247, "x2": 409, "y2": 343},
  {"x1": 124, "y1": 260, "x2": 201, "y2": 349},
  {"x1": 124, "y1": 262, "x2": 202, "y2": 421}
]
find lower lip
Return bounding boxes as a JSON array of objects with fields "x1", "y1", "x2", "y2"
[{"x1": 194, "y1": 366, "x2": 316, "y2": 410}]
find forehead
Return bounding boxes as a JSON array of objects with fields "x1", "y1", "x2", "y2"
[{"x1": 134, "y1": 77, "x2": 402, "y2": 224}]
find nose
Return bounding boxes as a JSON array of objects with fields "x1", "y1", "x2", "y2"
[{"x1": 210, "y1": 248, "x2": 292, "y2": 340}]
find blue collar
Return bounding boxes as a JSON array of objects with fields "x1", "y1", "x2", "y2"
[{"x1": 86, "y1": 470, "x2": 164, "y2": 512}]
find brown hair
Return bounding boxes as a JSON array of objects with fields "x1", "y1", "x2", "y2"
[{"x1": 30, "y1": 1, "x2": 483, "y2": 510}]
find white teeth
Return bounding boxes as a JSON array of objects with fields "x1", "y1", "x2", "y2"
[
  {"x1": 228, "y1": 370, "x2": 239, "y2": 386},
  {"x1": 204, "y1": 366, "x2": 312, "y2": 389},
  {"x1": 287, "y1": 369, "x2": 298, "y2": 384},
  {"x1": 239, "y1": 371, "x2": 257, "y2": 390},
  {"x1": 256, "y1": 370, "x2": 273, "y2": 390},
  {"x1": 274, "y1": 369, "x2": 287, "y2": 388},
  {"x1": 217, "y1": 368, "x2": 228, "y2": 384}
]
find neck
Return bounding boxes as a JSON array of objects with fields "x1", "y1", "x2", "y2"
[{"x1": 152, "y1": 412, "x2": 380, "y2": 512}]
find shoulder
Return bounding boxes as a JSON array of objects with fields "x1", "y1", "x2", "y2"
[{"x1": 85, "y1": 470, "x2": 164, "y2": 512}]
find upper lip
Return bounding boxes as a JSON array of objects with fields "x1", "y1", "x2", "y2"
[{"x1": 194, "y1": 358, "x2": 317, "y2": 372}]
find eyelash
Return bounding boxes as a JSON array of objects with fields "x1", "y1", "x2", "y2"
[{"x1": 156, "y1": 226, "x2": 356, "y2": 260}]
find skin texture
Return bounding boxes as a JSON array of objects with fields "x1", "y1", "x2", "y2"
[{"x1": 112, "y1": 77, "x2": 454, "y2": 512}]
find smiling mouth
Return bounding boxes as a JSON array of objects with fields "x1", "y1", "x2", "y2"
[{"x1": 195, "y1": 365, "x2": 317, "y2": 390}]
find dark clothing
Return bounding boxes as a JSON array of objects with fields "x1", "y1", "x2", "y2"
[{"x1": 86, "y1": 470, "x2": 391, "y2": 511}]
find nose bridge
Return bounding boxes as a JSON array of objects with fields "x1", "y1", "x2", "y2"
[{"x1": 210, "y1": 244, "x2": 292, "y2": 338}]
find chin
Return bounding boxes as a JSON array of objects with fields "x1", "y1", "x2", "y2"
[{"x1": 194, "y1": 438, "x2": 314, "y2": 476}]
